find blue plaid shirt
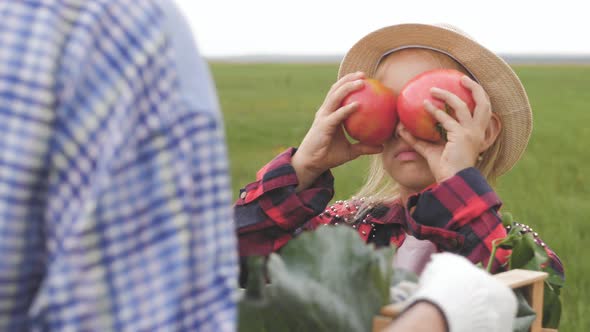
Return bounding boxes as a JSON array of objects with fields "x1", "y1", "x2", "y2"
[{"x1": 0, "y1": 0, "x2": 238, "y2": 331}]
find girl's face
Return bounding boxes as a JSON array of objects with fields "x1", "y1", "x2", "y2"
[{"x1": 376, "y1": 49, "x2": 467, "y2": 195}]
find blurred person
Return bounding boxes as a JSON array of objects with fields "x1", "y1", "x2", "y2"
[{"x1": 0, "y1": 0, "x2": 237, "y2": 330}]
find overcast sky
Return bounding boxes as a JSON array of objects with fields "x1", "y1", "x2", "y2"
[{"x1": 174, "y1": 0, "x2": 589, "y2": 57}]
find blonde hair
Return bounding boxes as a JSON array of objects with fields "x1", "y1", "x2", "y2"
[{"x1": 353, "y1": 48, "x2": 504, "y2": 205}]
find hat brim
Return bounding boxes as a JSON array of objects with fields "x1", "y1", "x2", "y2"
[{"x1": 338, "y1": 23, "x2": 532, "y2": 176}]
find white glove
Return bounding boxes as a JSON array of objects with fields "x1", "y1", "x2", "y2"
[{"x1": 408, "y1": 253, "x2": 517, "y2": 332}]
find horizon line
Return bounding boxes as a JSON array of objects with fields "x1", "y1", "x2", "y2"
[{"x1": 205, "y1": 53, "x2": 590, "y2": 65}]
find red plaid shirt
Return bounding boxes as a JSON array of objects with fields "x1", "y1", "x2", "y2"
[{"x1": 235, "y1": 148, "x2": 563, "y2": 278}]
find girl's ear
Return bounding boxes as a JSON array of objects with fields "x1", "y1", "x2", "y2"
[{"x1": 480, "y1": 113, "x2": 502, "y2": 152}]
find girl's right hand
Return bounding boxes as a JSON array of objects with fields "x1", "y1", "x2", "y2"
[{"x1": 292, "y1": 72, "x2": 384, "y2": 191}]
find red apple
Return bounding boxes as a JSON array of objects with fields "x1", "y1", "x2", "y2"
[
  {"x1": 342, "y1": 78, "x2": 398, "y2": 145},
  {"x1": 397, "y1": 69, "x2": 476, "y2": 142}
]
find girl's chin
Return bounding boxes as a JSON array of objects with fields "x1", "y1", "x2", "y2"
[
  {"x1": 390, "y1": 172, "x2": 436, "y2": 192},
  {"x1": 384, "y1": 157, "x2": 435, "y2": 188}
]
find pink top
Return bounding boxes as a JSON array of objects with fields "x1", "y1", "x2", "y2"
[{"x1": 393, "y1": 235, "x2": 438, "y2": 275}]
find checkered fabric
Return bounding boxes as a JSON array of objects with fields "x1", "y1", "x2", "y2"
[
  {"x1": 0, "y1": 0, "x2": 237, "y2": 330},
  {"x1": 236, "y1": 148, "x2": 564, "y2": 278}
]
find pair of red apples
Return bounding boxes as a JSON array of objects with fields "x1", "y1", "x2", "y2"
[{"x1": 343, "y1": 69, "x2": 476, "y2": 145}]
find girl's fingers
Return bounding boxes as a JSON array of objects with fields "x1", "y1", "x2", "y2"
[
  {"x1": 327, "y1": 71, "x2": 365, "y2": 95},
  {"x1": 430, "y1": 87, "x2": 471, "y2": 124},
  {"x1": 332, "y1": 71, "x2": 365, "y2": 91},
  {"x1": 397, "y1": 124, "x2": 437, "y2": 159},
  {"x1": 325, "y1": 101, "x2": 359, "y2": 128},
  {"x1": 319, "y1": 79, "x2": 365, "y2": 116},
  {"x1": 460, "y1": 76, "x2": 492, "y2": 127},
  {"x1": 349, "y1": 143, "x2": 384, "y2": 158},
  {"x1": 424, "y1": 100, "x2": 462, "y2": 133}
]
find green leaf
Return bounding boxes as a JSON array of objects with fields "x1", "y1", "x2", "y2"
[
  {"x1": 500, "y1": 211, "x2": 564, "y2": 329},
  {"x1": 509, "y1": 233, "x2": 548, "y2": 271},
  {"x1": 390, "y1": 268, "x2": 418, "y2": 288},
  {"x1": 513, "y1": 289, "x2": 536, "y2": 332},
  {"x1": 239, "y1": 226, "x2": 394, "y2": 332},
  {"x1": 500, "y1": 212, "x2": 514, "y2": 228},
  {"x1": 486, "y1": 230, "x2": 522, "y2": 272},
  {"x1": 497, "y1": 231, "x2": 522, "y2": 249},
  {"x1": 243, "y1": 256, "x2": 266, "y2": 299},
  {"x1": 542, "y1": 282, "x2": 562, "y2": 328},
  {"x1": 545, "y1": 272, "x2": 565, "y2": 288}
]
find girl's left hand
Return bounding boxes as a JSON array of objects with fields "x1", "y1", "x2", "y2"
[{"x1": 398, "y1": 76, "x2": 493, "y2": 183}]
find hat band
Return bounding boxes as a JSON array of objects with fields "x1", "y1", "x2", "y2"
[{"x1": 378, "y1": 45, "x2": 480, "y2": 84}]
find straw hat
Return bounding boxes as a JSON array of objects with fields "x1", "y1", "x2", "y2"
[{"x1": 338, "y1": 23, "x2": 532, "y2": 176}]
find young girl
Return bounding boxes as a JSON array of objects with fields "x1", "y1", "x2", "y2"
[{"x1": 235, "y1": 23, "x2": 563, "y2": 279}]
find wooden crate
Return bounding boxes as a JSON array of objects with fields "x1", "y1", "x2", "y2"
[{"x1": 373, "y1": 269, "x2": 557, "y2": 332}]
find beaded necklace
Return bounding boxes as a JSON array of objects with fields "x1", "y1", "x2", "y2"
[
  {"x1": 319, "y1": 197, "x2": 384, "y2": 238},
  {"x1": 318, "y1": 198, "x2": 547, "y2": 248}
]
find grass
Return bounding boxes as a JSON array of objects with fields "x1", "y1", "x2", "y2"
[{"x1": 211, "y1": 62, "x2": 590, "y2": 331}]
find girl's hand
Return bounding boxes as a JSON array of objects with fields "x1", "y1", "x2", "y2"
[
  {"x1": 398, "y1": 76, "x2": 493, "y2": 183},
  {"x1": 292, "y1": 72, "x2": 384, "y2": 191}
]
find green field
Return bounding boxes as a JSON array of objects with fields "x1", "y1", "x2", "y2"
[{"x1": 211, "y1": 63, "x2": 590, "y2": 331}]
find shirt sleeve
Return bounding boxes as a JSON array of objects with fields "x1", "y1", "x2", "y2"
[
  {"x1": 7, "y1": 1, "x2": 237, "y2": 331},
  {"x1": 235, "y1": 148, "x2": 335, "y2": 257},
  {"x1": 405, "y1": 167, "x2": 564, "y2": 277},
  {"x1": 405, "y1": 167, "x2": 510, "y2": 272},
  {"x1": 0, "y1": 3, "x2": 53, "y2": 330}
]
